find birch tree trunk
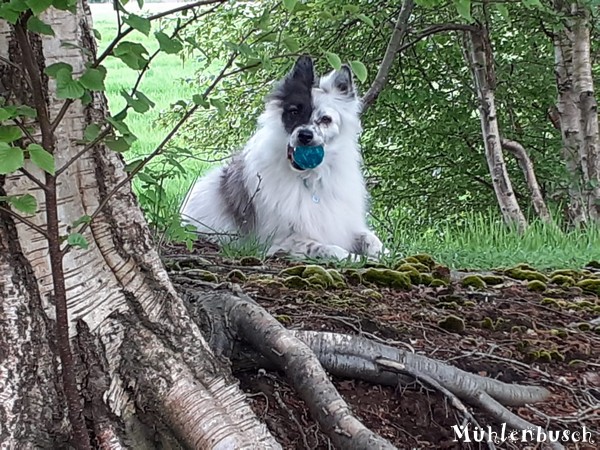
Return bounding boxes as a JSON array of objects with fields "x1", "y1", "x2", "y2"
[
  {"x1": 464, "y1": 29, "x2": 527, "y2": 232},
  {"x1": 553, "y1": 0, "x2": 600, "y2": 225},
  {"x1": 0, "y1": 3, "x2": 278, "y2": 448}
]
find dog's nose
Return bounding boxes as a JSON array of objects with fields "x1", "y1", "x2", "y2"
[{"x1": 298, "y1": 129, "x2": 313, "y2": 145}]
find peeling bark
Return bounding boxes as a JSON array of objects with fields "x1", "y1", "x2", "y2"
[{"x1": 464, "y1": 30, "x2": 527, "y2": 232}]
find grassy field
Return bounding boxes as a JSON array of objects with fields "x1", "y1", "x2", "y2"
[{"x1": 91, "y1": 5, "x2": 600, "y2": 270}]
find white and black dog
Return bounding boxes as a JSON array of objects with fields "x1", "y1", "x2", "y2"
[{"x1": 180, "y1": 56, "x2": 383, "y2": 260}]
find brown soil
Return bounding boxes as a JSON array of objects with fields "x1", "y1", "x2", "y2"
[{"x1": 165, "y1": 243, "x2": 600, "y2": 450}]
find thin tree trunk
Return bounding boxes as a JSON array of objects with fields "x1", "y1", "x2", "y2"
[
  {"x1": 552, "y1": 0, "x2": 599, "y2": 226},
  {"x1": 571, "y1": 4, "x2": 600, "y2": 222},
  {"x1": 501, "y1": 138, "x2": 552, "y2": 223},
  {"x1": 464, "y1": 29, "x2": 527, "y2": 232},
  {"x1": 0, "y1": 3, "x2": 279, "y2": 447}
]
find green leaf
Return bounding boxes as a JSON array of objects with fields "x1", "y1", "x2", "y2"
[
  {"x1": 105, "y1": 137, "x2": 131, "y2": 152},
  {"x1": 113, "y1": 42, "x2": 149, "y2": 70},
  {"x1": 27, "y1": 16, "x2": 55, "y2": 36},
  {"x1": 123, "y1": 14, "x2": 151, "y2": 36},
  {"x1": 56, "y1": 68, "x2": 85, "y2": 99},
  {"x1": 16, "y1": 105, "x2": 37, "y2": 118},
  {"x1": 45, "y1": 62, "x2": 72, "y2": 78},
  {"x1": 350, "y1": 60, "x2": 368, "y2": 83},
  {"x1": 0, "y1": 143, "x2": 24, "y2": 174},
  {"x1": 192, "y1": 94, "x2": 209, "y2": 108},
  {"x1": 72, "y1": 215, "x2": 91, "y2": 227},
  {"x1": 79, "y1": 67, "x2": 106, "y2": 91},
  {"x1": 121, "y1": 90, "x2": 154, "y2": 113},
  {"x1": 67, "y1": 232, "x2": 89, "y2": 249},
  {"x1": 9, "y1": 194, "x2": 37, "y2": 214},
  {"x1": 154, "y1": 31, "x2": 183, "y2": 55},
  {"x1": 495, "y1": 3, "x2": 510, "y2": 22},
  {"x1": 106, "y1": 116, "x2": 131, "y2": 135},
  {"x1": 210, "y1": 98, "x2": 226, "y2": 115},
  {"x1": 325, "y1": 52, "x2": 342, "y2": 70},
  {"x1": 282, "y1": 0, "x2": 297, "y2": 12},
  {"x1": 0, "y1": 0, "x2": 28, "y2": 24},
  {"x1": 124, "y1": 159, "x2": 143, "y2": 172},
  {"x1": 84, "y1": 123, "x2": 101, "y2": 141},
  {"x1": 92, "y1": 28, "x2": 102, "y2": 40},
  {"x1": 27, "y1": 143, "x2": 55, "y2": 175},
  {"x1": 454, "y1": 0, "x2": 472, "y2": 22},
  {"x1": 357, "y1": 13, "x2": 374, "y2": 27},
  {"x1": 0, "y1": 125, "x2": 22, "y2": 143},
  {"x1": 26, "y1": 0, "x2": 52, "y2": 14},
  {"x1": 283, "y1": 36, "x2": 300, "y2": 53}
]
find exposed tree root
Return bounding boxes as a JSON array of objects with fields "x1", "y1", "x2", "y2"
[{"x1": 183, "y1": 286, "x2": 560, "y2": 449}]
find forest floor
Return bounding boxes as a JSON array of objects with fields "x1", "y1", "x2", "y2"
[{"x1": 164, "y1": 242, "x2": 600, "y2": 450}]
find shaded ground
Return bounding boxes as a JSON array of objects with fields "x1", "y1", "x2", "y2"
[{"x1": 164, "y1": 242, "x2": 600, "y2": 449}]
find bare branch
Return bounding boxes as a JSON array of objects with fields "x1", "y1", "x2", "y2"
[
  {"x1": 362, "y1": 0, "x2": 414, "y2": 110},
  {"x1": 0, "y1": 205, "x2": 48, "y2": 238},
  {"x1": 501, "y1": 138, "x2": 552, "y2": 223}
]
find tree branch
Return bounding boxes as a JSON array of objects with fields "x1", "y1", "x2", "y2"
[
  {"x1": 0, "y1": 205, "x2": 48, "y2": 238},
  {"x1": 362, "y1": 0, "x2": 414, "y2": 110}
]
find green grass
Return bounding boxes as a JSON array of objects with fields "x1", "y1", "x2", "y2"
[{"x1": 384, "y1": 210, "x2": 600, "y2": 270}]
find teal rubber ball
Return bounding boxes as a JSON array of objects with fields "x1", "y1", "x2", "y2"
[{"x1": 292, "y1": 145, "x2": 324, "y2": 170}]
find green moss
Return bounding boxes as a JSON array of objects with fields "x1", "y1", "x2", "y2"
[
  {"x1": 480, "y1": 274, "x2": 504, "y2": 285},
  {"x1": 549, "y1": 274, "x2": 575, "y2": 287},
  {"x1": 226, "y1": 269, "x2": 247, "y2": 283},
  {"x1": 190, "y1": 269, "x2": 219, "y2": 283},
  {"x1": 576, "y1": 278, "x2": 600, "y2": 295},
  {"x1": 527, "y1": 280, "x2": 547, "y2": 292},
  {"x1": 505, "y1": 267, "x2": 548, "y2": 282},
  {"x1": 275, "y1": 315, "x2": 292, "y2": 325},
  {"x1": 326, "y1": 269, "x2": 347, "y2": 289},
  {"x1": 463, "y1": 300, "x2": 476, "y2": 307},
  {"x1": 239, "y1": 256, "x2": 262, "y2": 266},
  {"x1": 344, "y1": 269, "x2": 363, "y2": 285},
  {"x1": 302, "y1": 265, "x2": 335, "y2": 288},
  {"x1": 516, "y1": 263, "x2": 537, "y2": 271},
  {"x1": 247, "y1": 278, "x2": 285, "y2": 290},
  {"x1": 585, "y1": 260, "x2": 600, "y2": 269},
  {"x1": 438, "y1": 315, "x2": 465, "y2": 332},
  {"x1": 462, "y1": 275, "x2": 486, "y2": 289},
  {"x1": 283, "y1": 276, "x2": 312, "y2": 289},
  {"x1": 419, "y1": 273, "x2": 433, "y2": 285},
  {"x1": 360, "y1": 288, "x2": 383, "y2": 301},
  {"x1": 540, "y1": 297, "x2": 560, "y2": 307},
  {"x1": 361, "y1": 268, "x2": 412, "y2": 289},
  {"x1": 549, "y1": 269, "x2": 581, "y2": 280},
  {"x1": 411, "y1": 253, "x2": 436, "y2": 269},
  {"x1": 402, "y1": 256, "x2": 421, "y2": 265},
  {"x1": 395, "y1": 264, "x2": 422, "y2": 284},
  {"x1": 480, "y1": 317, "x2": 495, "y2": 330},
  {"x1": 576, "y1": 322, "x2": 592, "y2": 332},
  {"x1": 429, "y1": 279, "x2": 449, "y2": 288},
  {"x1": 279, "y1": 265, "x2": 307, "y2": 277},
  {"x1": 549, "y1": 329, "x2": 568, "y2": 338}
]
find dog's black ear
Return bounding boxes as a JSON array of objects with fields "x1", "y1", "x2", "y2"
[
  {"x1": 332, "y1": 65, "x2": 355, "y2": 96},
  {"x1": 288, "y1": 55, "x2": 315, "y2": 87}
]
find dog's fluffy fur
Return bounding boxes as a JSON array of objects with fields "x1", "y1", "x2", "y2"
[{"x1": 180, "y1": 56, "x2": 383, "y2": 260}]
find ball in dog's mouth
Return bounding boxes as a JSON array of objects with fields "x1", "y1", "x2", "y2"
[{"x1": 287, "y1": 145, "x2": 324, "y2": 170}]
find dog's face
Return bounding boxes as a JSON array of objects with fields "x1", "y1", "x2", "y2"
[{"x1": 265, "y1": 57, "x2": 359, "y2": 171}]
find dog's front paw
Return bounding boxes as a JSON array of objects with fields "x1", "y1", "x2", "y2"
[
  {"x1": 322, "y1": 244, "x2": 351, "y2": 260},
  {"x1": 356, "y1": 231, "x2": 384, "y2": 258}
]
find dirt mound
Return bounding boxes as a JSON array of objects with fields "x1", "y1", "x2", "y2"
[{"x1": 164, "y1": 243, "x2": 600, "y2": 449}]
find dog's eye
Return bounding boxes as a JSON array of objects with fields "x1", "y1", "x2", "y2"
[
  {"x1": 288, "y1": 106, "x2": 300, "y2": 116},
  {"x1": 319, "y1": 115, "x2": 332, "y2": 125}
]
